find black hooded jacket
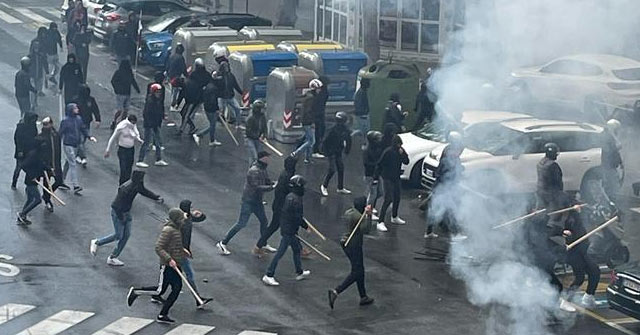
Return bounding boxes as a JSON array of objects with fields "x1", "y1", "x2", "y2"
[
  {"x1": 59, "y1": 55, "x2": 83, "y2": 100},
  {"x1": 363, "y1": 142, "x2": 383, "y2": 178},
  {"x1": 273, "y1": 156, "x2": 297, "y2": 213},
  {"x1": 77, "y1": 86, "x2": 101, "y2": 125},
  {"x1": 21, "y1": 141, "x2": 47, "y2": 186},
  {"x1": 111, "y1": 170, "x2": 161, "y2": 216},
  {"x1": 280, "y1": 190, "x2": 308, "y2": 236},
  {"x1": 218, "y1": 70, "x2": 242, "y2": 99},
  {"x1": 166, "y1": 52, "x2": 187, "y2": 79},
  {"x1": 434, "y1": 144, "x2": 463, "y2": 189},
  {"x1": 384, "y1": 101, "x2": 404, "y2": 131},
  {"x1": 142, "y1": 94, "x2": 164, "y2": 128},
  {"x1": 37, "y1": 126, "x2": 62, "y2": 175},
  {"x1": 376, "y1": 144, "x2": 409, "y2": 180},
  {"x1": 203, "y1": 81, "x2": 220, "y2": 113},
  {"x1": 43, "y1": 25, "x2": 62, "y2": 55},
  {"x1": 110, "y1": 28, "x2": 135, "y2": 59},
  {"x1": 183, "y1": 67, "x2": 209, "y2": 103},
  {"x1": 15, "y1": 67, "x2": 36, "y2": 98},
  {"x1": 179, "y1": 200, "x2": 206, "y2": 253},
  {"x1": 322, "y1": 123, "x2": 352, "y2": 156},
  {"x1": 111, "y1": 62, "x2": 140, "y2": 95},
  {"x1": 245, "y1": 109, "x2": 267, "y2": 140},
  {"x1": 14, "y1": 114, "x2": 38, "y2": 159},
  {"x1": 537, "y1": 157, "x2": 563, "y2": 193}
]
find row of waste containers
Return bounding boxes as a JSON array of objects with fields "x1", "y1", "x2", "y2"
[{"x1": 169, "y1": 26, "x2": 422, "y2": 143}]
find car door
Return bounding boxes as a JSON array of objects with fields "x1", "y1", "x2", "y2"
[
  {"x1": 536, "y1": 60, "x2": 603, "y2": 107},
  {"x1": 496, "y1": 133, "x2": 542, "y2": 193},
  {"x1": 550, "y1": 132, "x2": 601, "y2": 192}
]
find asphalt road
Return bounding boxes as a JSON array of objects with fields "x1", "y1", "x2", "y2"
[{"x1": 1, "y1": 1, "x2": 640, "y2": 335}]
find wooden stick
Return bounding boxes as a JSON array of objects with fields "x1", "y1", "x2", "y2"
[
  {"x1": 174, "y1": 266, "x2": 204, "y2": 305},
  {"x1": 33, "y1": 178, "x2": 66, "y2": 206},
  {"x1": 460, "y1": 184, "x2": 493, "y2": 201},
  {"x1": 218, "y1": 114, "x2": 240, "y2": 146},
  {"x1": 296, "y1": 235, "x2": 331, "y2": 261},
  {"x1": 492, "y1": 208, "x2": 546, "y2": 229},
  {"x1": 303, "y1": 218, "x2": 326, "y2": 241},
  {"x1": 261, "y1": 139, "x2": 284, "y2": 157},
  {"x1": 547, "y1": 204, "x2": 588, "y2": 216},
  {"x1": 567, "y1": 216, "x2": 618, "y2": 251},
  {"x1": 344, "y1": 212, "x2": 367, "y2": 247},
  {"x1": 43, "y1": 171, "x2": 63, "y2": 206}
]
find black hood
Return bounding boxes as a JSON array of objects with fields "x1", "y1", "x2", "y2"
[
  {"x1": 130, "y1": 170, "x2": 145, "y2": 184},
  {"x1": 179, "y1": 199, "x2": 192, "y2": 213},
  {"x1": 24, "y1": 113, "x2": 38, "y2": 124},
  {"x1": 284, "y1": 156, "x2": 297, "y2": 174},
  {"x1": 353, "y1": 196, "x2": 367, "y2": 214}
]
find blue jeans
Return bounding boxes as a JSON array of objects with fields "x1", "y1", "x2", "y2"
[
  {"x1": 138, "y1": 127, "x2": 162, "y2": 162},
  {"x1": 22, "y1": 184, "x2": 42, "y2": 215},
  {"x1": 96, "y1": 208, "x2": 132, "y2": 258},
  {"x1": 266, "y1": 234, "x2": 303, "y2": 277},
  {"x1": 352, "y1": 115, "x2": 370, "y2": 138},
  {"x1": 196, "y1": 111, "x2": 219, "y2": 142},
  {"x1": 245, "y1": 138, "x2": 262, "y2": 164},
  {"x1": 179, "y1": 257, "x2": 199, "y2": 298},
  {"x1": 293, "y1": 125, "x2": 315, "y2": 160},
  {"x1": 219, "y1": 97, "x2": 242, "y2": 122},
  {"x1": 62, "y1": 145, "x2": 79, "y2": 187},
  {"x1": 222, "y1": 200, "x2": 268, "y2": 245}
]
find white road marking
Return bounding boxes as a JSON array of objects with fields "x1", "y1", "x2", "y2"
[
  {"x1": 15, "y1": 310, "x2": 94, "y2": 335},
  {"x1": 0, "y1": 254, "x2": 20, "y2": 277},
  {"x1": 0, "y1": 8, "x2": 21, "y2": 23},
  {"x1": 629, "y1": 207, "x2": 640, "y2": 214},
  {"x1": 0, "y1": 304, "x2": 35, "y2": 325},
  {"x1": 15, "y1": 8, "x2": 50, "y2": 24},
  {"x1": 163, "y1": 324, "x2": 215, "y2": 335},
  {"x1": 42, "y1": 8, "x2": 62, "y2": 19},
  {"x1": 238, "y1": 332, "x2": 278, "y2": 335},
  {"x1": 91, "y1": 316, "x2": 154, "y2": 335},
  {"x1": 135, "y1": 72, "x2": 150, "y2": 81}
]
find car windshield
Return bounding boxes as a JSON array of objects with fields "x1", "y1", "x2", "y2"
[
  {"x1": 463, "y1": 122, "x2": 523, "y2": 154},
  {"x1": 612, "y1": 68, "x2": 640, "y2": 81},
  {"x1": 412, "y1": 121, "x2": 449, "y2": 142},
  {"x1": 146, "y1": 14, "x2": 181, "y2": 33}
]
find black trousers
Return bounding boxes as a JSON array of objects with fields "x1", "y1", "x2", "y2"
[
  {"x1": 257, "y1": 207, "x2": 282, "y2": 248},
  {"x1": 379, "y1": 177, "x2": 401, "y2": 221},
  {"x1": 323, "y1": 154, "x2": 344, "y2": 189},
  {"x1": 335, "y1": 243, "x2": 366, "y2": 297},
  {"x1": 117, "y1": 146, "x2": 134, "y2": 185},
  {"x1": 12, "y1": 158, "x2": 23, "y2": 187},
  {"x1": 42, "y1": 171, "x2": 63, "y2": 205},
  {"x1": 133, "y1": 265, "x2": 182, "y2": 316},
  {"x1": 313, "y1": 118, "x2": 325, "y2": 153},
  {"x1": 180, "y1": 102, "x2": 199, "y2": 133},
  {"x1": 567, "y1": 249, "x2": 600, "y2": 295}
]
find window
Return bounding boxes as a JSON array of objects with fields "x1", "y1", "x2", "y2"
[
  {"x1": 422, "y1": 0, "x2": 440, "y2": 21},
  {"x1": 379, "y1": 20, "x2": 397, "y2": 48},
  {"x1": 402, "y1": 0, "x2": 420, "y2": 19},
  {"x1": 540, "y1": 60, "x2": 603, "y2": 76},
  {"x1": 613, "y1": 68, "x2": 640, "y2": 81},
  {"x1": 333, "y1": 12, "x2": 339, "y2": 40},
  {"x1": 324, "y1": 8, "x2": 331, "y2": 39},
  {"x1": 317, "y1": 6, "x2": 323, "y2": 38},
  {"x1": 380, "y1": 0, "x2": 397, "y2": 17},
  {"x1": 421, "y1": 23, "x2": 438, "y2": 52},
  {"x1": 157, "y1": 3, "x2": 184, "y2": 15},
  {"x1": 529, "y1": 132, "x2": 599, "y2": 152},
  {"x1": 401, "y1": 22, "x2": 418, "y2": 51},
  {"x1": 339, "y1": 14, "x2": 347, "y2": 44}
]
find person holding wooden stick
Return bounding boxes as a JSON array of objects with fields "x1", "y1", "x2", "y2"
[
  {"x1": 536, "y1": 142, "x2": 563, "y2": 214},
  {"x1": 16, "y1": 138, "x2": 48, "y2": 225},
  {"x1": 328, "y1": 196, "x2": 374, "y2": 309},
  {"x1": 38, "y1": 117, "x2": 66, "y2": 212},
  {"x1": 244, "y1": 99, "x2": 267, "y2": 164},
  {"x1": 127, "y1": 208, "x2": 187, "y2": 324},
  {"x1": 262, "y1": 175, "x2": 311, "y2": 286}
]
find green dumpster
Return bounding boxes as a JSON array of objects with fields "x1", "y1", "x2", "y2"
[{"x1": 357, "y1": 60, "x2": 421, "y2": 131}]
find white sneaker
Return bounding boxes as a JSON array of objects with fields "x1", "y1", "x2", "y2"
[
  {"x1": 371, "y1": 213, "x2": 379, "y2": 221},
  {"x1": 337, "y1": 188, "x2": 352, "y2": 195},
  {"x1": 581, "y1": 293, "x2": 596, "y2": 307},
  {"x1": 311, "y1": 153, "x2": 325, "y2": 158},
  {"x1": 377, "y1": 222, "x2": 388, "y2": 232},
  {"x1": 372, "y1": 208, "x2": 378, "y2": 215},
  {"x1": 296, "y1": 270, "x2": 311, "y2": 281},
  {"x1": 106, "y1": 256, "x2": 124, "y2": 266},
  {"x1": 390, "y1": 216, "x2": 406, "y2": 225},
  {"x1": 90, "y1": 239, "x2": 98, "y2": 256},
  {"x1": 81, "y1": 158, "x2": 87, "y2": 165},
  {"x1": 136, "y1": 162, "x2": 149, "y2": 168},
  {"x1": 76, "y1": 156, "x2": 83, "y2": 164},
  {"x1": 320, "y1": 185, "x2": 328, "y2": 197},
  {"x1": 424, "y1": 232, "x2": 439, "y2": 239},
  {"x1": 151, "y1": 145, "x2": 166, "y2": 151},
  {"x1": 451, "y1": 234, "x2": 468, "y2": 242},
  {"x1": 263, "y1": 244, "x2": 277, "y2": 253},
  {"x1": 216, "y1": 242, "x2": 230, "y2": 255},
  {"x1": 192, "y1": 134, "x2": 200, "y2": 145},
  {"x1": 262, "y1": 275, "x2": 280, "y2": 286},
  {"x1": 154, "y1": 160, "x2": 169, "y2": 166},
  {"x1": 559, "y1": 298, "x2": 577, "y2": 312},
  {"x1": 209, "y1": 140, "x2": 222, "y2": 147}
]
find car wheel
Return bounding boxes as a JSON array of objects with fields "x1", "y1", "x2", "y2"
[
  {"x1": 583, "y1": 95, "x2": 608, "y2": 123},
  {"x1": 606, "y1": 245, "x2": 630, "y2": 269},
  {"x1": 409, "y1": 159, "x2": 423, "y2": 188}
]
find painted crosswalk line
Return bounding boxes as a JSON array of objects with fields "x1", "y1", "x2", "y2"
[
  {"x1": 15, "y1": 310, "x2": 95, "y2": 335},
  {"x1": 41, "y1": 8, "x2": 62, "y2": 19},
  {"x1": 91, "y1": 316, "x2": 154, "y2": 335},
  {"x1": 163, "y1": 323, "x2": 215, "y2": 335},
  {"x1": 14, "y1": 8, "x2": 50, "y2": 24},
  {"x1": 238, "y1": 331, "x2": 278, "y2": 335},
  {"x1": 0, "y1": 303, "x2": 35, "y2": 325},
  {"x1": 0, "y1": 8, "x2": 22, "y2": 23}
]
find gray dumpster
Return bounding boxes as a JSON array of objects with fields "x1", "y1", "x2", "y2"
[
  {"x1": 238, "y1": 26, "x2": 304, "y2": 44},
  {"x1": 171, "y1": 27, "x2": 240, "y2": 67},
  {"x1": 204, "y1": 40, "x2": 274, "y2": 72}
]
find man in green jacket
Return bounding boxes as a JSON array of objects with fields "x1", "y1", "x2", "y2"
[{"x1": 126, "y1": 208, "x2": 187, "y2": 324}]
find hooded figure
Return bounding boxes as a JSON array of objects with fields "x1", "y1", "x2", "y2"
[
  {"x1": 15, "y1": 57, "x2": 37, "y2": 116},
  {"x1": 72, "y1": 24, "x2": 92, "y2": 81},
  {"x1": 44, "y1": 22, "x2": 63, "y2": 85},
  {"x1": 38, "y1": 117, "x2": 65, "y2": 210},
  {"x1": 59, "y1": 103, "x2": 89, "y2": 148},
  {"x1": 29, "y1": 28, "x2": 49, "y2": 96},
  {"x1": 244, "y1": 100, "x2": 268, "y2": 163},
  {"x1": 384, "y1": 93, "x2": 405, "y2": 132},
  {"x1": 16, "y1": 137, "x2": 47, "y2": 224},
  {"x1": 110, "y1": 22, "x2": 135, "y2": 62},
  {"x1": 146, "y1": 71, "x2": 166, "y2": 102},
  {"x1": 415, "y1": 80, "x2": 436, "y2": 127},
  {"x1": 375, "y1": 135, "x2": 409, "y2": 231},
  {"x1": 12, "y1": 112, "x2": 39, "y2": 189},
  {"x1": 59, "y1": 53, "x2": 84, "y2": 103},
  {"x1": 77, "y1": 85, "x2": 101, "y2": 127}
]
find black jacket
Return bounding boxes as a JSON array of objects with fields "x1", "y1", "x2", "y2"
[
  {"x1": 363, "y1": 143, "x2": 383, "y2": 178},
  {"x1": 434, "y1": 144, "x2": 463, "y2": 189},
  {"x1": 110, "y1": 29, "x2": 135, "y2": 59},
  {"x1": 241, "y1": 161, "x2": 274, "y2": 203},
  {"x1": 183, "y1": 69, "x2": 209, "y2": 103},
  {"x1": 273, "y1": 157, "x2": 297, "y2": 213},
  {"x1": 202, "y1": 82, "x2": 220, "y2": 113},
  {"x1": 77, "y1": 89, "x2": 101, "y2": 125},
  {"x1": 601, "y1": 133, "x2": 622, "y2": 169},
  {"x1": 384, "y1": 101, "x2": 404, "y2": 131},
  {"x1": 72, "y1": 30, "x2": 91, "y2": 59},
  {"x1": 166, "y1": 53, "x2": 187, "y2": 79},
  {"x1": 179, "y1": 200, "x2": 206, "y2": 253},
  {"x1": 537, "y1": 157, "x2": 563, "y2": 193},
  {"x1": 376, "y1": 146, "x2": 409, "y2": 180},
  {"x1": 299, "y1": 91, "x2": 316, "y2": 126},
  {"x1": 15, "y1": 69, "x2": 36, "y2": 98},
  {"x1": 14, "y1": 117, "x2": 38, "y2": 159},
  {"x1": 219, "y1": 72, "x2": 242, "y2": 99},
  {"x1": 142, "y1": 95, "x2": 164, "y2": 128},
  {"x1": 37, "y1": 127, "x2": 62, "y2": 175},
  {"x1": 415, "y1": 89, "x2": 435, "y2": 125},
  {"x1": 280, "y1": 192, "x2": 308, "y2": 236},
  {"x1": 190, "y1": 67, "x2": 210, "y2": 89},
  {"x1": 245, "y1": 111, "x2": 267, "y2": 140},
  {"x1": 111, "y1": 170, "x2": 160, "y2": 216},
  {"x1": 43, "y1": 28, "x2": 62, "y2": 55},
  {"x1": 564, "y1": 211, "x2": 589, "y2": 254},
  {"x1": 111, "y1": 69, "x2": 140, "y2": 95},
  {"x1": 28, "y1": 44, "x2": 48, "y2": 80},
  {"x1": 21, "y1": 146, "x2": 47, "y2": 186},
  {"x1": 314, "y1": 86, "x2": 329, "y2": 120},
  {"x1": 322, "y1": 123, "x2": 352, "y2": 156},
  {"x1": 59, "y1": 62, "x2": 83, "y2": 100}
]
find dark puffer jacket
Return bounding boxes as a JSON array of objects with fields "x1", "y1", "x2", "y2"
[
  {"x1": 142, "y1": 94, "x2": 164, "y2": 128},
  {"x1": 14, "y1": 113, "x2": 38, "y2": 159},
  {"x1": 241, "y1": 161, "x2": 274, "y2": 203},
  {"x1": 155, "y1": 209, "x2": 186, "y2": 265}
]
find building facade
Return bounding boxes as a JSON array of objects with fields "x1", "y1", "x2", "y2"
[{"x1": 314, "y1": 0, "x2": 465, "y2": 63}]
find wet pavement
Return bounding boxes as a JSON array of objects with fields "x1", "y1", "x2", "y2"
[{"x1": 1, "y1": 1, "x2": 640, "y2": 334}]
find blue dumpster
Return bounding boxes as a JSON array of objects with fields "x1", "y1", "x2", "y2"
[
  {"x1": 229, "y1": 51, "x2": 299, "y2": 103},
  {"x1": 298, "y1": 50, "x2": 368, "y2": 102}
]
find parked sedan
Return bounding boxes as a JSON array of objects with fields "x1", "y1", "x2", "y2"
[
  {"x1": 511, "y1": 54, "x2": 640, "y2": 122},
  {"x1": 608, "y1": 263, "x2": 640, "y2": 320}
]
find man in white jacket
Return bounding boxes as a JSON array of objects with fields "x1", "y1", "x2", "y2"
[{"x1": 104, "y1": 114, "x2": 143, "y2": 185}]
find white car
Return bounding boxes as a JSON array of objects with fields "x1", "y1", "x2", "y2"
[
  {"x1": 511, "y1": 54, "x2": 640, "y2": 121},
  {"x1": 421, "y1": 118, "x2": 611, "y2": 196},
  {"x1": 399, "y1": 110, "x2": 533, "y2": 186}
]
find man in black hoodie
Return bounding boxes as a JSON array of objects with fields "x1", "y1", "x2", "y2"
[
  {"x1": 384, "y1": 93, "x2": 406, "y2": 133},
  {"x1": 72, "y1": 24, "x2": 92, "y2": 81},
  {"x1": 44, "y1": 22, "x2": 63, "y2": 85},
  {"x1": 110, "y1": 22, "x2": 136, "y2": 64},
  {"x1": 17, "y1": 138, "x2": 48, "y2": 225},
  {"x1": 12, "y1": 113, "x2": 38, "y2": 190},
  {"x1": 38, "y1": 117, "x2": 67, "y2": 212},
  {"x1": 76, "y1": 85, "x2": 101, "y2": 166},
  {"x1": 320, "y1": 112, "x2": 352, "y2": 197},
  {"x1": 166, "y1": 44, "x2": 187, "y2": 110},
  {"x1": 179, "y1": 58, "x2": 209, "y2": 134},
  {"x1": 137, "y1": 84, "x2": 167, "y2": 167},
  {"x1": 28, "y1": 31, "x2": 48, "y2": 105},
  {"x1": 255, "y1": 155, "x2": 298, "y2": 256},
  {"x1": 376, "y1": 135, "x2": 409, "y2": 232},
  {"x1": 363, "y1": 131, "x2": 384, "y2": 222},
  {"x1": 15, "y1": 57, "x2": 37, "y2": 117},
  {"x1": 244, "y1": 99, "x2": 267, "y2": 164},
  {"x1": 217, "y1": 61, "x2": 243, "y2": 125},
  {"x1": 90, "y1": 170, "x2": 163, "y2": 266},
  {"x1": 328, "y1": 196, "x2": 374, "y2": 309},
  {"x1": 312, "y1": 76, "x2": 330, "y2": 157},
  {"x1": 111, "y1": 60, "x2": 140, "y2": 128},
  {"x1": 193, "y1": 73, "x2": 222, "y2": 146},
  {"x1": 59, "y1": 53, "x2": 83, "y2": 104}
]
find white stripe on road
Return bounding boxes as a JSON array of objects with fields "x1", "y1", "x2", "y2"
[
  {"x1": 15, "y1": 8, "x2": 51, "y2": 24},
  {"x1": 91, "y1": 316, "x2": 154, "y2": 335},
  {"x1": 15, "y1": 310, "x2": 94, "y2": 335},
  {"x1": 42, "y1": 8, "x2": 62, "y2": 19},
  {"x1": 163, "y1": 324, "x2": 215, "y2": 335},
  {"x1": 0, "y1": 8, "x2": 22, "y2": 23},
  {"x1": 238, "y1": 332, "x2": 278, "y2": 335},
  {"x1": 630, "y1": 207, "x2": 640, "y2": 214},
  {"x1": 0, "y1": 303, "x2": 35, "y2": 325}
]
